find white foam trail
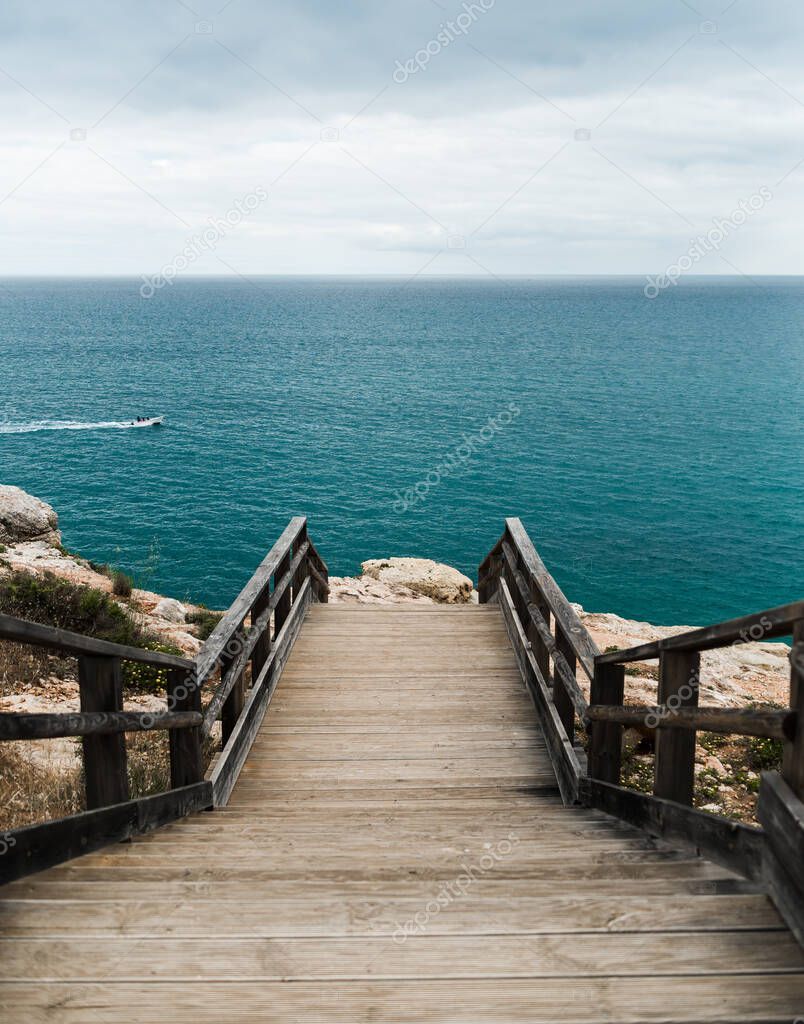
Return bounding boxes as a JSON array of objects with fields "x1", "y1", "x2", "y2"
[{"x1": 0, "y1": 419, "x2": 137, "y2": 435}]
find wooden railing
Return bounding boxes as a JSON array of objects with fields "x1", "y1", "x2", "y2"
[
  {"x1": 0, "y1": 516, "x2": 328, "y2": 882},
  {"x1": 480, "y1": 519, "x2": 804, "y2": 945},
  {"x1": 586, "y1": 601, "x2": 803, "y2": 940},
  {"x1": 479, "y1": 517, "x2": 597, "y2": 803},
  {"x1": 197, "y1": 516, "x2": 329, "y2": 806}
]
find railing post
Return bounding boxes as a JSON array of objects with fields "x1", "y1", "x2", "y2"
[
  {"x1": 527, "y1": 579, "x2": 551, "y2": 685},
  {"x1": 589, "y1": 662, "x2": 625, "y2": 784},
  {"x1": 318, "y1": 557, "x2": 329, "y2": 603},
  {"x1": 293, "y1": 522, "x2": 308, "y2": 597},
  {"x1": 220, "y1": 641, "x2": 246, "y2": 748},
  {"x1": 654, "y1": 650, "x2": 700, "y2": 805},
  {"x1": 168, "y1": 666, "x2": 204, "y2": 787},
  {"x1": 274, "y1": 549, "x2": 292, "y2": 636},
  {"x1": 782, "y1": 619, "x2": 804, "y2": 798},
  {"x1": 251, "y1": 582, "x2": 272, "y2": 682},
  {"x1": 554, "y1": 623, "x2": 576, "y2": 744},
  {"x1": 478, "y1": 551, "x2": 498, "y2": 604},
  {"x1": 78, "y1": 655, "x2": 129, "y2": 809}
]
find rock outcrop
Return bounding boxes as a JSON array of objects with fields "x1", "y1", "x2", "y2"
[
  {"x1": 0, "y1": 486, "x2": 61, "y2": 545},
  {"x1": 356, "y1": 558, "x2": 475, "y2": 604}
]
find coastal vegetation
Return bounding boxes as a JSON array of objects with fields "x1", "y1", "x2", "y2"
[{"x1": 0, "y1": 569, "x2": 181, "y2": 691}]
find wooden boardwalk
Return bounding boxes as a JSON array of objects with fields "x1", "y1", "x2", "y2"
[{"x1": 1, "y1": 603, "x2": 803, "y2": 1022}]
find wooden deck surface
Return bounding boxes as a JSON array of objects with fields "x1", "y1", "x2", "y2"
[{"x1": 1, "y1": 603, "x2": 803, "y2": 1022}]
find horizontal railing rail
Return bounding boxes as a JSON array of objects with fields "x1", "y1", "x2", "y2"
[
  {"x1": 0, "y1": 515, "x2": 329, "y2": 883},
  {"x1": 596, "y1": 600, "x2": 804, "y2": 664},
  {"x1": 585, "y1": 704, "x2": 796, "y2": 742},
  {"x1": 0, "y1": 709, "x2": 203, "y2": 741},
  {"x1": 480, "y1": 518, "x2": 804, "y2": 948},
  {"x1": 0, "y1": 613, "x2": 194, "y2": 670}
]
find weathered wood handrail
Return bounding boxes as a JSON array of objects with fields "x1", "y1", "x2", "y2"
[
  {"x1": 0, "y1": 515, "x2": 329, "y2": 884},
  {"x1": 596, "y1": 600, "x2": 804, "y2": 664},
  {"x1": 0, "y1": 613, "x2": 194, "y2": 670},
  {"x1": 480, "y1": 518, "x2": 804, "y2": 948},
  {"x1": 0, "y1": 709, "x2": 203, "y2": 741},
  {"x1": 585, "y1": 704, "x2": 797, "y2": 742}
]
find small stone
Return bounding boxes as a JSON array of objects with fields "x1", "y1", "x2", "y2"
[{"x1": 704, "y1": 755, "x2": 728, "y2": 777}]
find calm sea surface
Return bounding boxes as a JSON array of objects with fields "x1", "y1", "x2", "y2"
[{"x1": 1, "y1": 277, "x2": 801, "y2": 623}]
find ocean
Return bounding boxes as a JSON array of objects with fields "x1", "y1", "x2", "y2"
[{"x1": 0, "y1": 276, "x2": 801, "y2": 624}]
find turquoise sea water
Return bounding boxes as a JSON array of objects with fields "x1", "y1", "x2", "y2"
[{"x1": 0, "y1": 277, "x2": 801, "y2": 624}]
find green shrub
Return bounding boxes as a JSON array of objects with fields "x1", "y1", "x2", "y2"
[
  {"x1": 185, "y1": 609, "x2": 223, "y2": 641},
  {"x1": 0, "y1": 570, "x2": 182, "y2": 692},
  {"x1": 747, "y1": 735, "x2": 783, "y2": 773},
  {"x1": 111, "y1": 571, "x2": 134, "y2": 598}
]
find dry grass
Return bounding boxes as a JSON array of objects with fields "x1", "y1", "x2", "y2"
[
  {"x1": 0, "y1": 641, "x2": 74, "y2": 695},
  {"x1": 0, "y1": 741, "x2": 84, "y2": 831},
  {"x1": 0, "y1": 730, "x2": 217, "y2": 833}
]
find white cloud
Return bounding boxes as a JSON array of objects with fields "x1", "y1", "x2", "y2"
[{"x1": 0, "y1": 1, "x2": 802, "y2": 275}]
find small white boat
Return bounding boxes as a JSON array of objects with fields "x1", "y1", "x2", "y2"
[{"x1": 129, "y1": 416, "x2": 165, "y2": 428}]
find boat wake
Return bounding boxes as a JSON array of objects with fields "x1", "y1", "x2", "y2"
[{"x1": 0, "y1": 419, "x2": 141, "y2": 435}]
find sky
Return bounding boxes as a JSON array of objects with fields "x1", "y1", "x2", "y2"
[{"x1": 0, "y1": 0, "x2": 803, "y2": 277}]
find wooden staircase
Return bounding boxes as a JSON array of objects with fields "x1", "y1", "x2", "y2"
[
  {"x1": 0, "y1": 519, "x2": 803, "y2": 1021},
  {"x1": 2, "y1": 602, "x2": 804, "y2": 1020}
]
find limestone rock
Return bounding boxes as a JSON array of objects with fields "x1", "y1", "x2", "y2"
[
  {"x1": 0, "y1": 486, "x2": 61, "y2": 545},
  {"x1": 328, "y1": 576, "x2": 435, "y2": 605},
  {"x1": 359, "y1": 558, "x2": 474, "y2": 604},
  {"x1": 154, "y1": 597, "x2": 188, "y2": 623}
]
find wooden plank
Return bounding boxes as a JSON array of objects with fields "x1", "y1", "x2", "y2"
[
  {"x1": 3, "y1": 931, "x2": 801, "y2": 982},
  {"x1": 0, "y1": 783, "x2": 212, "y2": 885},
  {"x1": 0, "y1": 709, "x2": 201, "y2": 740},
  {"x1": 654, "y1": 650, "x2": 700, "y2": 805},
  {"x1": 597, "y1": 600, "x2": 804, "y2": 664},
  {"x1": 2, "y1": 976, "x2": 804, "y2": 1023},
  {"x1": 0, "y1": 612, "x2": 193, "y2": 669},
  {"x1": 1, "y1": 892, "x2": 778, "y2": 937},
  {"x1": 78, "y1": 655, "x2": 128, "y2": 810}
]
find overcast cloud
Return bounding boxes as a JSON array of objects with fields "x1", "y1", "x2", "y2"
[{"x1": 0, "y1": 0, "x2": 802, "y2": 276}]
